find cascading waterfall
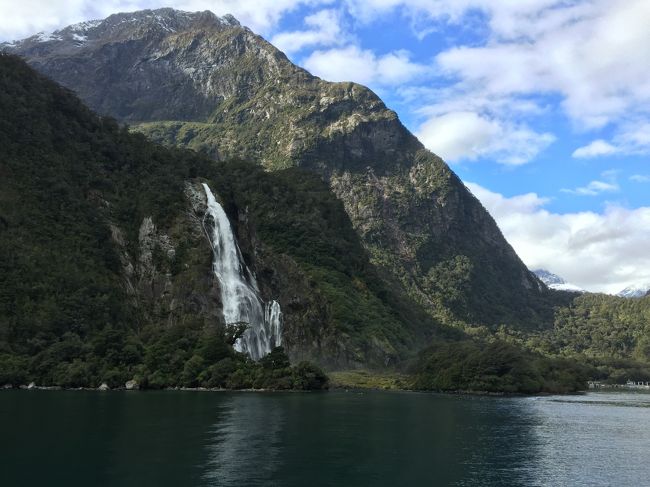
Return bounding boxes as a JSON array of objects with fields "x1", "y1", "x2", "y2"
[
  {"x1": 265, "y1": 300, "x2": 283, "y2": 347},
  {"x1": 201, "y1": 183, "x2": 282, "y2": 360}
]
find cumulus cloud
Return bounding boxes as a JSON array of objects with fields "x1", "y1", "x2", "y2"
[
  {"x1": 303, "y1": 45, "x2": 428, "y2": 86},
  {"x1": 572, "y1": 123, "x2": 650, "y2": 159},
  {"x1": 433, "y1": 0, "x2": 650, "y2": 130},
  {"x1": 271, "y1": 8, "x2": 346, "y2": 54},
  {"x1": 415, "y1": 111, "x2": 554, "y2": 165},
  {"x1": 563, "y1": 180, "x2": 619, "y2": 197},
  {"x1": 466, "y1": 182, "x2": 650, "y2": 294},
  {"x1": 562, "y1": 171, "x2": 620, "y2": 196},
  {"x1": 572, "y1": 140, "x2": 619, "y2": 159},
  {"x1": 0, "y1": 0, "x2": 330, "y2": 40}
]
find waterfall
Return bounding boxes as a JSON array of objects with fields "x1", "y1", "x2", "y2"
[
  {"x1": 201, "y1": 183, "x2": 282, "y2": 360},
  {"x1": 265, "y1": 300, "x2": 283, "y2": 347}
]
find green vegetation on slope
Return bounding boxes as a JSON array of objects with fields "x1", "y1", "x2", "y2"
[
  {"x1": 550, "y1": 293, "x2": 650, "y2": 360},
  {"x1": 0, "y1": 53, "x2": 327, "y2": 389},
  {"x1": 205, "y1": 161, "x2": 458, "y2": 365},
  {"x1": 464, "y1": 293, "x2": 650, "y2": 386},
  {"x1": 541, "y1": 293, "x2": 650, "y2": 383}
]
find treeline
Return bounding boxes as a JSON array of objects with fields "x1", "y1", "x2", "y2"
[
  {"x1": 412, "y1": 339, "x2": 590, "y2": 394},
  {"x1": 412, "y1": 292, "x2": 650, "y2": 392},
  {"x1": 542, "y1": 293, "x2": 650, "y2": 383},
  {"x1": 0, "y1": 322, "x2": 327, "y2": 390}
]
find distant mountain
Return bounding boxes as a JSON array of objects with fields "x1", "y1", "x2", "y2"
[
  {"x1": 533, "y1": 269, "x2": 584, "y2": 293},
  {"x1": 617, "y1": 284, "x2": 650, "y2": 299},
  {"x1": 2, "y1": 8, "x2": 564, "y2": 330}
]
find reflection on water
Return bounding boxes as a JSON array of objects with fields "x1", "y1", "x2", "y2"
[
  {"x1": 202, "y1": 395, "x2": 285, "y2": 486},
  {"x1": 197, "y1": 392, "x2": 541, "y2": 487},
  {"x1": 1, "y1": 390, "x2": 650, "y2": 487},
  {"x1": 455, "y1": 399, "x2": 541, "y2": 486}
]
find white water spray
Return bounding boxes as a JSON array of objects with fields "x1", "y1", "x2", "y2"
[
  {"x1": 202, "y1": 183, "x2": 282, "y2": 360},
  {"x1": 265, "y1": 300, "x2": 283, "y2": 348}
]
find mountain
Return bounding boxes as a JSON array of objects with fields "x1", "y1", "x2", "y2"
[
  {"x1": 1, "y1": 52, "x2": 460, "y2": 388},
  {"x1": 617, "y1": 284, "x2": 650, "y2": 299},
  {"x1": 2, "y1": 8, "x2": 564, "y2": 330},
  {"x1": 533, "y1": 269, "x2": 584, "y2": 293}
]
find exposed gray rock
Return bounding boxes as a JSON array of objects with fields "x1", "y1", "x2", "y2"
[{"x1": 125, "y1": 379, "x2": 139, "y2": 390}]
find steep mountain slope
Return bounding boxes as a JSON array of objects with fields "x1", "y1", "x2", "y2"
[
  {"x1": 3, "y1": 8, "x2": 563, "y2": 329},
  {"x1": 0, "y1": 54, "x2": 451, "y2": 387}
]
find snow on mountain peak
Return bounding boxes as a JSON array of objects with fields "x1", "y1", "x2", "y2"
[
  {"x1": 533, "y1": 269, "x2": 584, "y2": 293},
  {"x1": 617, "y1": 283, "x2": 650, "y2": 299}
]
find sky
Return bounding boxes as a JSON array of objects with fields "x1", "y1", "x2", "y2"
[{"x1": 1, "y1": 0, "x2": 649, "y2": 294}]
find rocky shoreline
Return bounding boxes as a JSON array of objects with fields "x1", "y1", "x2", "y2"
[
  {"x1": 2, "y1": 381, "x2": 588, "y2": 396},
  {"x1": 1, "y1": 382, "x2": 316, "y2": 393}
]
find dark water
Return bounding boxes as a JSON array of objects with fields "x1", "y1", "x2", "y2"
[{"x1": 1, "y1": 390, "x2": 649, "y2": 486}]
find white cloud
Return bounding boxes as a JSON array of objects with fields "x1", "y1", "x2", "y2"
[
  {"x1": 630, "y1": 175, "x2": 650, "y2": 183},
  {"x1": 466, "y1": 182, "x2": 650, "y2": 294},
  {"x1": 271, "y1": 8, "x2": 346, "y2": 54},
  {"x1": 432, "y1": 0, "x2": 650, "y2": 131},
  {"x1": 303, "y1": 45, "x2": 428, "y2": 86},
  {"x1": 562, "y1": 171, "x2": 620, "y2": 196},
  {"x1": 0, "y1": 0, "x2": 331, "y2": 40},
  {"x1": 572, "y1": 123, "x2": 650, "y2": 159},
  {"x1": 0, "y1": 0, "x2": 99, "y2": 40},
  {"x1": 563, "y1": 180, "x2": 619, "y2": 197},
  {"x1": 616, "y1": 121, "x2": 650, "y2": 153},
  {"x1": 572, "y1": 139, "x2": 618, "y2": 159},
  {"x1": 415, "y1": 111, "x2": 554, "y2": 165}
]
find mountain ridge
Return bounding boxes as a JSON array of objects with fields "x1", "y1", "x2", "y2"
[{"x1": 3, "y1": 8, "x2": 564, "y2": 330}]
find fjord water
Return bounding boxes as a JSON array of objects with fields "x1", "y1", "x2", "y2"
[{"x1": 2, "y1": 391, "x2": 650, "y2": 486}]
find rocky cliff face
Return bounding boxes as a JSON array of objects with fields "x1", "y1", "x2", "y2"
[{"x1": 3, "y1": 8, "x2": 555, "y2": 329}]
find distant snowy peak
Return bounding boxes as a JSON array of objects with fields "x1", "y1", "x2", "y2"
[
  {"x1": 617, "y1": 283, "x2": 650, "y2": 299},
  {"x1": 533, "y1": 269, "x2": 584, "y2": 293},
  {"x1": 1, "y1": 8, "x2": 240, "y2": 50}
]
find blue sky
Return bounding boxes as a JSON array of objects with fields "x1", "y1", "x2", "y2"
[
  {"x1": 270, "y1": 2, "x2": 650, "y2": 213},
  {"x1": 1, "y1": 0, "x2": 649, "y2": 293}
]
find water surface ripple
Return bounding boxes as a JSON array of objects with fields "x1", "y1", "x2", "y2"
[{"x1": 1, "y1": 390, "x2": 649, "y2": 486}]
